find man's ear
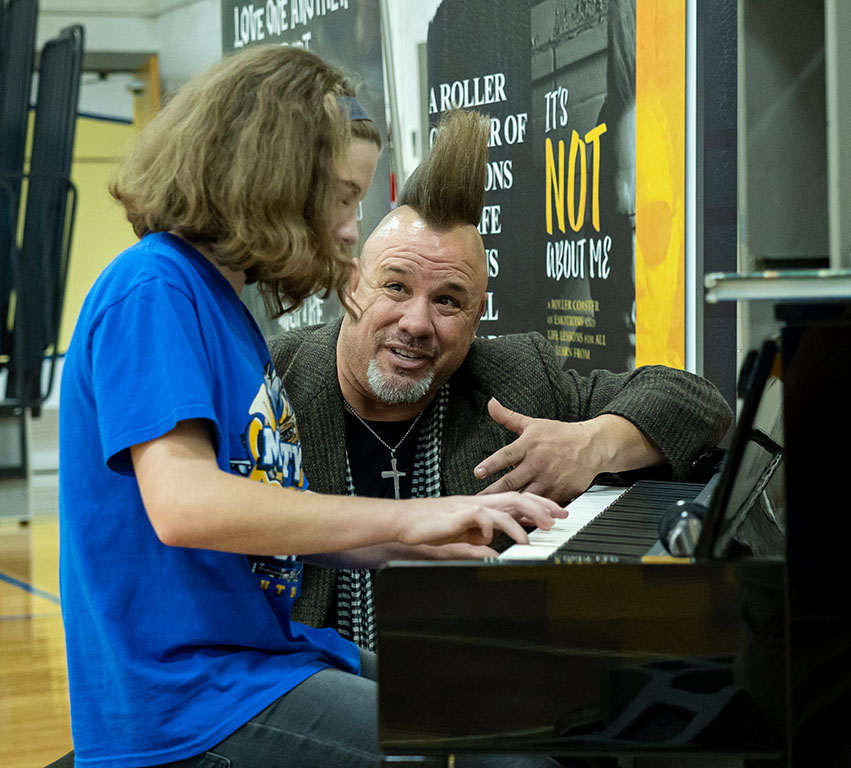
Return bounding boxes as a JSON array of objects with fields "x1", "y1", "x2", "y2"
[{"x1": 472, "y1": 295, "x2": 488, "y2": 334}]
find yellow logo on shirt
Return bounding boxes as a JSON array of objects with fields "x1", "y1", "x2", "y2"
[{"x1": 231, "y1": 364, "x2": 306, "y2": 488}]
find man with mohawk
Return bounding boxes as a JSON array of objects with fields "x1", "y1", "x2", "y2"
[{"x1": 269, "y1": 110, "x2": 731, "y2": 649}]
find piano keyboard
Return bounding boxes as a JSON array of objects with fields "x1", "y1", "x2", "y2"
[
  {"x1": 498, "y1": 485, "x2": 627, "y2": 561},
  {"x1": 498, "y1": 481, "x2": 704, "y2": 562}
]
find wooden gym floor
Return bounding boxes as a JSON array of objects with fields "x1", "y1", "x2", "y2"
[{"x1": 1, "y1": 409, "x2": 73, "y2": 768}]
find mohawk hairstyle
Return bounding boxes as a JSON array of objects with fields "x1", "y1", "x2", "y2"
[{"x1": 398, "y1": 109, "x2": 489, "y2": 229}]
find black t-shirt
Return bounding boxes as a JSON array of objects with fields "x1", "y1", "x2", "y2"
[{"x1": 343, "y1": 410, "x2": 421, "y2": 498}]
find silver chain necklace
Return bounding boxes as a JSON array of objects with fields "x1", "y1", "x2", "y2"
[{"x1": 342, "y1": 398, "x2": 424, "y2": 499}]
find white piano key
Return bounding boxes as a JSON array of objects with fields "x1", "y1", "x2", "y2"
[
  {"x1": 498, "y1": 544, "x2": 551, "y2": 561},
  {"x1": 498, "y1": 485, "x2": 629, "y2": 561}
]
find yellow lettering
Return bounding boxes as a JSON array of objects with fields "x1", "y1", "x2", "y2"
[
  {"x1": 584, "y1": 123, "x2": 607, "y2": 231},
  {"x1": 567, "y1": 130, "x2": 587, "y2": 232},
  {"x1": 545, "y1": 123, "x2": 607, "y2": 235},
  {"x1": 545, "y1": 137, "x2": 565, "y2": 235}
]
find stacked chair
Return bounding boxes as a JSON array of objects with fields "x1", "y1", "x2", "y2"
[
  {"x1": 0, "y1": 0, "x2": 83, "y2": 477},
  {"x1": 2, "y1": 5, "x2": 83, "y2": 760}
]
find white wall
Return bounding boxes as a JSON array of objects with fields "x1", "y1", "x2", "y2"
[
  {"x1": 155, "y1": 0, "x2": 222, "y2": 95},
  {"x1": 37, "y1": 0, "x2": 160, "y2": 53},
  {"x1": 383, "y1": 0, "x2": 443, "y2": 177}
]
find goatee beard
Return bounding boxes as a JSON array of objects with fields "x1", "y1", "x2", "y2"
[{"x1": 366, "y1": 359, "x2": 435, "y2": 404}]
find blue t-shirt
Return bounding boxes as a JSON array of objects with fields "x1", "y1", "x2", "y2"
[{"x1": 58, "y1": 232, "x2": 359, "y2": 767}]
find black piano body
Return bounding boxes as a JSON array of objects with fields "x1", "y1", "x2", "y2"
[
  {"x1": 376, "y1": 301, "x2": 851, "y2": 767},
  {"x1": 377, "y1": 559, "x2": 786, "y2": 762}
]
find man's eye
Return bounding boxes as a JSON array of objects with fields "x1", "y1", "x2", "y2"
[
  {"x1": 436, "y1": 296, "x2": 460, "y2": 308},
  {"x1": 386, "y1": 283, "x2": 405, "y2": 292}
]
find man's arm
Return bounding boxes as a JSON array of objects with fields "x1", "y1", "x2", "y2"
[
  {"x1": 468, "y1": 333, "x2": 732, "y2": 503},
  {"x1": 475, "y1": 399, "x2": 665, "y2": 501},
  {"x1": 130, "y1": 419, "x2": 567, "y2": 555}
]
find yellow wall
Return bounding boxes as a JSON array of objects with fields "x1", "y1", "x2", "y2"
[{"x1": 58, "y1": 116, "x2": 139, "y2": 353}]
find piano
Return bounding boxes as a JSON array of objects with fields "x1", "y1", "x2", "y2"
[
  {"x1": 497, "y1": 481, "x2": 706, "y2": 562},
  {"x1": 375, "y1": 301, "x2": 851, "y2": 768}
]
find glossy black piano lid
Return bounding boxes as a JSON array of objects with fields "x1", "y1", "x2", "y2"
[{"x1": 376, "y1": 560, "x2": 785, "y2": 759}]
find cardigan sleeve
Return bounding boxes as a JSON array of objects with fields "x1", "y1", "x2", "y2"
[{"x1": 528, "y1": 333, "x2": 733, "y2": 480}]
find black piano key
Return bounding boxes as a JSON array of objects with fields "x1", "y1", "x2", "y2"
[
  {"x1": 563, "y1": 540, "x2": 652, "y2": 557},
  {"x1": 553, "y1": 480, "x2": 704, "y2": 559}
]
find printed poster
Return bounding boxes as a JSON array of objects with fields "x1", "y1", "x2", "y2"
[{"x1": 427, "y1": 0, "x2": 686, "y2": 373}]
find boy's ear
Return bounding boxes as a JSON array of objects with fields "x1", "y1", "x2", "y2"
[{"x1": 347, "y1": 257, "x2": 360, "y2": 296}]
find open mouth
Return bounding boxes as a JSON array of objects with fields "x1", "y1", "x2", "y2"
[
  {"x1": 391, "y1": 347, "x2": 426, "y2": 360},
  {"x1": 384, "y1": 344, "x2": 435, "y2": 370}
]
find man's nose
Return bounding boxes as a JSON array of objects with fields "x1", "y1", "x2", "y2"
[{"x1": 397, "y1": 295, "x2": 432, "y2": 338}]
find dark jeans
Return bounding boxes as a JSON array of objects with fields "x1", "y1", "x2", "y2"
[{"x1": 157, "y1": 649, "x2": 561, "y2": 768}]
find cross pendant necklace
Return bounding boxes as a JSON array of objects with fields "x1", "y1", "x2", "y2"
[
  {"x1": 343, "y1": 398, "x2": 424, "y2": 500},
  {"x1": 382, "y1": 454, "x2": 406, "y2": 500}
]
